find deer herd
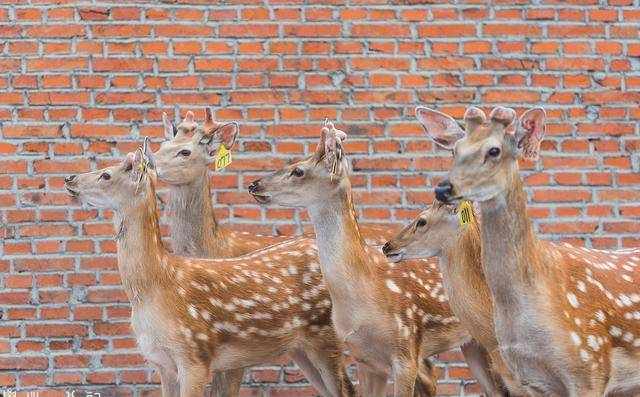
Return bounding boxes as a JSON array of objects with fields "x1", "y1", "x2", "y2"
[{"x1": 63, "y1": 105, "x2": 640, "y2": 397}]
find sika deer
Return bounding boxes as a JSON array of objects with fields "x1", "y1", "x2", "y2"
[
  {"x1": 248, "y1": 121, "x2": 505, "y2": 396},
  {"x1": 425, "y1": 105, "x2": 640, "y2": 396},
  {"x1": 382, "y1": 202, "x2": 528, "y2": 396},
  {"x1": 152, "y1": 109, "x2": 415, "y2": 395},
  {"x1": 64, "y1": 143, "x2": 355, "y2": 397}
]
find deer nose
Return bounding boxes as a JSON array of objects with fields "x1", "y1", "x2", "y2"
[
  {"x1": 382, "y1": 242, "x2": 393, "y2": 255},
  {"x1": 435, "y1": 180, "x2": 453, "y2": 203},
  {"x1": 65, "y1": 175, "x2": 77, "y2": 184},
  {"x1": 248, "y1": 179, "x2": 262, "y2": 194}
]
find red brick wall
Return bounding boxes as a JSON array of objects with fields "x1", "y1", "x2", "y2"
[{"x1": 1, "y1": 1, "x2": 638, "y2": 396}]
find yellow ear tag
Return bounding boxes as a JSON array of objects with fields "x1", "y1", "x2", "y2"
[
  {"x1": 458, "y1": 200, "x2": 474, "y2": 226},
  {"x1": 215, "y1": 144, "x2": 232, "y2": 171}
]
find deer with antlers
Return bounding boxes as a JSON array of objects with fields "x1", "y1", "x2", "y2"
[
  {"x1": 152, "y1": 109, "x2": 426, "y2": 396},
  {"x1": 64, "y1": 143, "x2": 356, "y2": 397},
  {"x1": 382, "y1": 201, "x2": 528, "y2": 396},
  {"x1": 248, "y1": 121, "x2": 508, "y2": 396},
  {"x1": 423, "y1": 105, "x2": 640, "y2": 396}
]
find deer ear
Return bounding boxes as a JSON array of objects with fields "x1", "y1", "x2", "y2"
[
  {"x1": 142, "y1": 137, "x2": 156, "y2": 170},
  {"x1": 198, "y1": 122, "x2": 239, "y2": 160},
  {"x1": 213, "y1": 122, "x2": 239, "y2": 150},
  {"x1": 416, "y1": 107, "x2": 465, "y2": 150},
  {"x1": 514, "y1": 107, "x2": 546, "y2": 160},
  {"x1": 183, "y1": 110, "x2": 195, "y2": 125},
  {"x1": 162, "y1": 113, "x2": 176, "y2": 139},
  {"x1": 322, "y1": 123, "x2": 348, "y2": 176}
]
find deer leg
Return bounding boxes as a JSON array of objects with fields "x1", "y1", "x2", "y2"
[
  {"x1": 210, "y1": 368, "x2": 245, "y2": 397},
  {"x1": 413, "y1": 357, "x2": 437, "y2": 397},
  {"x1": 460, "y1": 340, "x2": 507, "y2": 397},
  {"x1": 357, "y1": 365, "x2": 388, "y2": 397},
  {"x1": 290, "y1": 349, "x2": 334, "y2": 396},
  {"x1": 179, "y1": 363, "x2": 210, "y2": 397},
  {"x1": 302, "y1": 345, "x2": 356, "y2": 397},
  {"x1": 158, "y1": 366, "x2": 180, "y2": 397},
  {"x1": 392, "y1": 358, "x2": 417, "y2": 397}
]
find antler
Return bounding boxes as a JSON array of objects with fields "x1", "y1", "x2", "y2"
[{"x1": 463, "y1": 106, "x2": 486, "y2": 134}]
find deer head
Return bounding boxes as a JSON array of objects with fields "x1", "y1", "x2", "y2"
[
  {"x1": 382, "y1": 202, "x2": 459, "y2": 262},
  {"x1": 154, "y1": 108, "x2": 239, "y2": 185},
  {"x1": 248, "y1": 120, "x2": 349, "y2": 208},
  {"x1": 64, "y1": 141, "x2": 156, "y2": 210},
  {"x1": 416, "y1": 106, "x2": 546, "y2": 204}
]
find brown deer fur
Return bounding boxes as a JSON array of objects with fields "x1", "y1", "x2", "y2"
[
  {"x1": 422, "y1": 105, "x2": 640, "y2": 396},
  {"x1": 248, "y1": 122, "x2": 506, "y2": 396},
  {"x1": 65, "y1": 147, "x2": 355, "y2": 397}
]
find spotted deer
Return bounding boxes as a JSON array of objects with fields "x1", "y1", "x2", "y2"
[
  {"x1": 248, "y1": 121, "x2": 506, "y2": 396},
  {"x1": 152, "y1": 109, "x2": 417, "y2": 396},
  {"x1": 382, "y1": 202, "x2": 529, "y2": 396},
  {"x1": 64, "y1": 143, "x2": 355, "y2": 397},
  {"x1": 424, "y1": 105, "x2": 640, "y2": 396}
]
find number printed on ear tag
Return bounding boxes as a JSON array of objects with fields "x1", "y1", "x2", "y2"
[
  {"x1": 458, "y1": 200, "x2": 474, "y2": 226},
  {"x1": 215, "y1": 144, "x2": 232, "y2": 171}
]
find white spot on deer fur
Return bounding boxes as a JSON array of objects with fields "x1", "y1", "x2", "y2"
[
  {"x1": 622, "y1": 274, "x2": 633, "y2": 282},
  {"x1": 570, "y1": 332, "x2": 581, "y2": 346},
  {"x1": 251, "y1": 312, "x2": 273, "y2": 320},
  {"x1": 634, "y1": 339, "x2": 640, "y2": 348},
  {"x1": 209, "y1": 297, "x2": 223, "y2": 308},
  {"x1": 214, "y1": 322, "x2": 239, "y2": 333},
  {"x1": 181, "y1": 326, "x2": 192, "y2": 339},
  {"x1": 196, "y1": 333, "x2": 208, "y2": 341},
  {"x1": 576, "y1": 281, "x2": 586, "y2": 293},
  {"x1": 386, "y1": 279, "x2": 402, "y2": 294},
  {"x1": 610, "y1": 326, "x2": 622, "y2": 337},
  {"x1": 567, "y1": 293, "x2": 580, "y2": 308},
  {"x1": 624, "y1": 332, "x2": 635, "y2": 343},
  {"x1": 587, "y1": 335, "x2": 599, "y2": 351},
  {"x1": 620, "y1": 294, "x2": 633, "y2": 307},
  {"x1": 580, "y1": 349, "x2": 591, "y2": 363},
  {"x1": 201, "y1": 310, "x2": 211, "y2": 321},
  {"x1": 188, "y1": 305, "x2": 198, "y2": 319},
  {"x1": 234, "y1": 298, "x2": 257, "y2": 308}
]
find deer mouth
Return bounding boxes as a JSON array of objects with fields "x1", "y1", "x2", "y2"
[
  {"x1": 65, "y1": 185, "x2": 79, "y2": 198},
  {"x1": 382, "y1": 242, "x2": 404, "y2": 262},
  {"x1": 250, "y1": 192, "x2": 271, "y2": 204},
  {"x1": 384, "y1": 251, "x2": 404, "y2": 263}
]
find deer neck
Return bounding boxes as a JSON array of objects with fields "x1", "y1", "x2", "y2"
[
  {"x1": 307, "y1": 182, "x2": 374, "y2": 303},
  {"x1": 442, "y1": 220, "x2": 485, "y2": 290},
  {"x1": 478, "y1": 169, "x2": 541, "y2": 309},
  {"x1": 166, "y1": 171, "x2": 227, "y2": 258},
  {"x1": 115, "y1": 180, "x2": 171, "y2": 302}
]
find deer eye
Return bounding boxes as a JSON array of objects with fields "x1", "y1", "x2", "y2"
[
  {"x1": 416, "y1": 218, "x2": 427, "y2": 228},
  {"x1": 487, "y1": 147, "x2": 501, "y2": 157},
  {"x1": 100, "y1": 172, "x2": 111, "y2": 181},
  {"x1": 291, "y1": 167, "x2": 304, "y2": 177},
  {"x1": 178, "y1": 149, "x2": 191, "y2": 157}
]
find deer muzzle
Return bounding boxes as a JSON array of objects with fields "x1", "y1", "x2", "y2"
[
  {"x1": 435, "y1": 180, "x2": 454, "y2": 203},
  {"x1": 248, "y1": 179, "x2": 271, "y2": 204}
]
